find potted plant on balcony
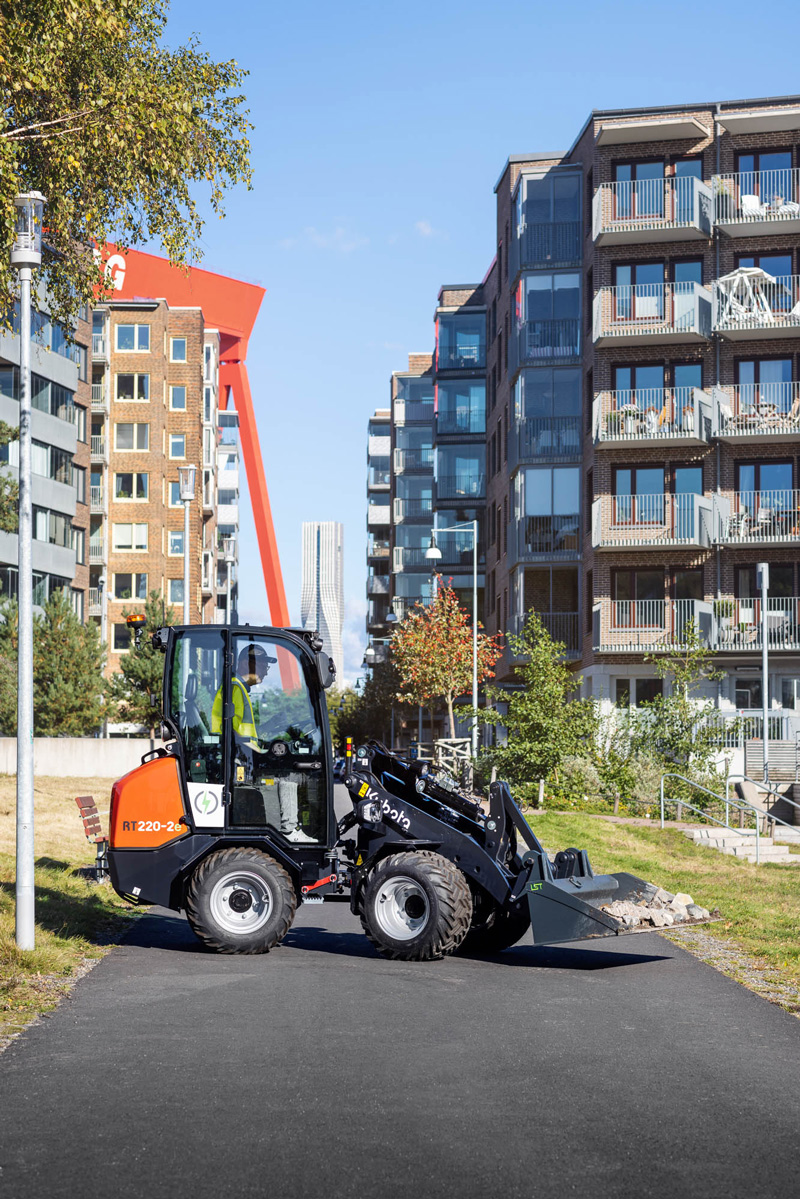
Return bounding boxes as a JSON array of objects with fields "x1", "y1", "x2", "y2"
[
  {"x1": 605, "y1": 409, "x2": 623, "y2": 436},
  {"x1": 619, "y1": 403, "x2": 638, "y2": 435},
  {"x1": 713, "y1": 598, "x2": 735, "y2": 641}
]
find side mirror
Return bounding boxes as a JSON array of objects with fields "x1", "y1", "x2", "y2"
[{"x1": 316, "y1": 652, "x2": 336, "y2": 690}]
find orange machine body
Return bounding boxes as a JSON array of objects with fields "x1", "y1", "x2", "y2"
[{"x1": 109, "y1": 755, "x2": 188, "y2": 850}]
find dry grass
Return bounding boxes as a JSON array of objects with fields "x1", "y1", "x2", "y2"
[{"x1": 0, "y1": 775, "x2": 135, "y2": 1048}]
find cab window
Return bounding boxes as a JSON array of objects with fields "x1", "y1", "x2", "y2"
[{"x1": 168, "y1": 629, "x2": 225, "y2": 785}]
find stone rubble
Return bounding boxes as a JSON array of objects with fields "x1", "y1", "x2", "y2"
[{"x1": 601, "y1": 888, "x2": 712, "y2": 930}]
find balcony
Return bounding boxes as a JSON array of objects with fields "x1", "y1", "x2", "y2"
[
  {"x1": 512, "y1": 221, "x2": 581, "y2": 271},
  {"x1": 392, "y1": 596, "x2": 433, "y2": 621},
  {"x1": 367, "y1": 575, "x2": 390, "y2": 596},
  {"x1": 592, "y1": 599, "x2": 713, "y2": 653},
  {"x1": 90, "y1": 435, "x2": 105, "y2": 461},
  {"x1": 367, "y1": 539, "x2": 390, "y2": 560},
  {"x1": 713, "y1": 170, "x2": 800, "y2": 237},
  {"x1": 394, "y1": 447, "x2": 434, "y2": 474},
  {"x1": 393, "y1": 399, "x2": 434, "y2": 425},
  {"x1": 509, "y1": 416, "x2": 581, "y2": 469},
  {"x1": 367, "y1": 503, "x2": 391, "y2": 527},
  {"x1": 593, "y1": 177, "x2": 712, "y2": 245},
  {"x1": 713, "y1": 384, "x2": 800, "y2": 441},
  {"x1": 715, "y1": 491, "x2": 800, "y2": 545},
  {"x1": 437, "y1": 345, "x2": 485, "y2": 372},
  {"x1": 393, "y1": 546, "x2": 430, "y2": 571},
  {"x1": 508, "y1": 611, "x2": 580, "y2": 657},
  {"x1": 90, "y1": 485, "x2": 104, "y2": 513},
  {"x1": 436, "y1": 473, "x2": 485, "y2": 502},
  {"x1": 593, "y1": 388, "x2": 711, "y2": 448},
  {"x1": 511, "y1": 319, "x2": 580, "y2": 373},
  {"x1": 592, "y1": 493, "x2": 713, "y2": 550},
  {"x1": 89, "y1": 539, "x2": 105, "y2": 564},
  {"x1": 92, "y1": 333, "x2": 107, "y2": 360},
  {"x1": 364, "y1": 642, "x2": 389, "y2": 665},
  {"x1": 713, "y1": 274, "x2": 800, "y2": 339},
  {"x1": 91, "y1": 381, "x2": 108, "y2": 412},
  {"x1": 368, "y1": 468, "x2": 391, "y2": 490},
  {"x1": 393, "y1": 497, "x2": 433, "y2": 523},
  {"x1": 593, "y1": 283, "x2": 711, "y2": 345},
  {"x1": 511, "y1": 513, "x2": 580, "y2": 564},
  {"x1": 715, "y1": 598, "x2": 800, "y2": 652}
]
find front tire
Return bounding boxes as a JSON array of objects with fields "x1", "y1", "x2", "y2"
[
  {"x1": 458, "y1": 887, "x2": 531, "y2": 956},
  {"x1": 185, "y1": 847, "x2": 296, "y2": 954},
  {"x1": 360, "y1": 851, "x2": 472, "y2": 962}
]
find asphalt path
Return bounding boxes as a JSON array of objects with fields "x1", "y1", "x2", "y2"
[{"x1": 1, "y1": 790, "x2": 799, "y2": 1198}]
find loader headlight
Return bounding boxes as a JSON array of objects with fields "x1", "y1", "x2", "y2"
[{"x1": 359, "y1": 799, "x2": 383, "y2": 824}]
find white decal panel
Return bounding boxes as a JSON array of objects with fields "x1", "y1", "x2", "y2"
[{"x1": 187, "y1": 783, "x2": 224, "y2": 828}]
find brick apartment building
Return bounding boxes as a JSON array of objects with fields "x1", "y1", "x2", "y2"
[
  {"x1": 370, "y1": 93, "x2": 800, "y2": 738},
  {"x1": 90, "y1": 297, "x2": 239, "y2": 676}
]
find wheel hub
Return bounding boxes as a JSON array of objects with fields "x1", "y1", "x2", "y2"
[
  {"x1": 373, "y1": 875, "x2": 430, "y2": 941},
  {"x1": 209, "y1": 870, "x2": 274, "y2": 934},
  {"x1": 229, "y1": 889, "x2": 253, "y2": 913}
]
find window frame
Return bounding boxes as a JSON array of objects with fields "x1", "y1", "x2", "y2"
[
  {"x1": 115, "y1": 323, "x2": 151, "y2": 353},
  {"x1": 170, "y1": 337, "x2": 188, "y2": 363},
  {"x1": 169, "y1": 433, "x2": 186, "y2": 459},
  {"x1": 115, "y1": 372, "x2": 150, "y2": 403}
]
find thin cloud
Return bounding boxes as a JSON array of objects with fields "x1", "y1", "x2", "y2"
[
  {"x1": 279, "y1": 226, "x2": 369, "y2": 254},
  {"x1": 415, "y1": 219, "x2": 435, "y2": 237}
]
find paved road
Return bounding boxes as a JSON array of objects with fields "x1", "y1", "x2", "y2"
[{"x1": 1, "y1": 810, "x2": 799, "y2": 1198}]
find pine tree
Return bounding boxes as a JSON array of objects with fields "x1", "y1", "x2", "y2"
[{"x1": 109, "y1": 591, "x2": 176, "y2": 729}]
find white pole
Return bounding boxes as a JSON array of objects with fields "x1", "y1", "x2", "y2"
[
  {"x1": 759, "y1": 562, "x2": 769, "y2": 784},
  {"x1": 227, "y1": 564, "x2": 233, "y2": 625},
  {"x1": 16, "y1": 267, "x2": 35, "y2": 950},
  {"x1": 183, "y1": 498, "x2": 190, "y2": 624},
  {"x1": 471, "y1": 518, "x2": 478, "y2": 759}
]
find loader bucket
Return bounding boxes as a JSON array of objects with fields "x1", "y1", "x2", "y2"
[{"x1": 526, "y1": 871, "x2": 659, "y2": 947}]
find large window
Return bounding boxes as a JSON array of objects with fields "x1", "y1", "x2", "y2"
[
  {"x1": 514, "y1": 170, "x2": 581, "y2": 265},
  {"x1": 517, "y1": 466, "x2": 580, "y2": 555},
  {"x1": 114, "y1": 472, "x2": 148, "y2": 501},
  {"x1": 735, "y1": 358, "x2": 793, "y2": 414},
  {"x1": 436, "y1": 446, "x2": 485, "y2": 499},
  {"x1": 515, "y1": 273, "x2": 580, "y2": 359},
  {"x1": 438, "y1": 314, "x2": 486, "y2": 370},
  {"x1": 32, "y1": 508, "x2": 72, "y2": 548},
  {"x1": 437, "y1": 380, "x2": 485, "y2": 434},
  {"x1": 115, "y1": 422, "x2": 149, "y2": 451},
  {"x1": 395, "y1": 375, "x2": 435, "y2": 422},
  {"x1": 112, "y1": 522, "x2": 148, "y2": 551},
  {"x1": 736, "y1": 151, "x2": 792, "y2": 204},
  {"x1": 115, "y1": 324, "x2": 150, "y2": 352},
  {"x1": 113, "y1": 572, "x2": 148, "y2": 600},
  {"x1": 116, "y1": 373, "x2": 149, "y2": 402}
]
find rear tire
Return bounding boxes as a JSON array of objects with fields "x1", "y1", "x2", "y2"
[
  {"x1": 185, "y1": 846, "x2": 296, "y2": 954},
  {"x1": 458, "y1": 887, "x2": 531, "y2": 956},
  {"x1": 360, "y1": 851, "x2": 472, "y2": 962}
]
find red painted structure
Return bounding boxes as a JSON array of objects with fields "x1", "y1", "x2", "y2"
[{"x1": 103, "y1": 247, "x2": 289, "y2": 627}]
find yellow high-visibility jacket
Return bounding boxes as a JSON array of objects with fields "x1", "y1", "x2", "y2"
[{"x1": 211, "y1": 676, "x2": 258, "y2": 742}]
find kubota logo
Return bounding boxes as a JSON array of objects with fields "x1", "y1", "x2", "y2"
[{"x1": 195, "y1": 790, "x2": 219, "y2": 816}]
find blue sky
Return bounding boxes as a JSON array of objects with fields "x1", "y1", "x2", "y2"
[{"x1": 161, "y1": 0, "x2": 800, "y2": 683}]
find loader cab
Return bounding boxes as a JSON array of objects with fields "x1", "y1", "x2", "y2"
[{"x1": 162, "y1": 626, "x2": 335, "y2": 848}]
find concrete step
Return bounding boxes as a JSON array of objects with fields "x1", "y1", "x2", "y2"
[
  {"x1": 774, "y1": 828, "x2": 800, "y2": 843},
  {"x1": 682, "y1": 826, "x2": 800, "y2": 864}
]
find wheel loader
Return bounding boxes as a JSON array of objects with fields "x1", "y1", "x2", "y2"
[{"x1": 105, "y1": 619, "x2": 707, "y2": 959}]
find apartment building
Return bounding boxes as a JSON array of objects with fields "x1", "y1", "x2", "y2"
[
  {"x1": 388, "y1": 354, "x2": 434, "y2": 624},
  {"x1": 366, "y1": 406, "x2": 392, "y2": 660},
  {"x1": 0, "y1": 295, "x2": 90, "y2": 617},
  {"x1": 90, "y1": 298, "x2": 238, "y2": 674}
]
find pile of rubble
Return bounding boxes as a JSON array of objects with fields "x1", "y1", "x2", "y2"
[{"x1": 602, "y1": 888, "x2": 714, "y2": 929}]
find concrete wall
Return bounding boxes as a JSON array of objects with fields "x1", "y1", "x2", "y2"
[{"x1": 0, "y1": 737, "x2": 164, "y2": 778}]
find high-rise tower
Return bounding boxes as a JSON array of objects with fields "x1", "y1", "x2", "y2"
[{"x1": 301, "y1": 521, "x2": 344, "y2": 673}]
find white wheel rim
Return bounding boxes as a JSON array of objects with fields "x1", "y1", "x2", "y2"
[
  {"x1": 209, "y1": 870, "x2": 273, "y2": 934},
  {"x1": 373, "y1": 874, "x2": 430, "y2": 941}
]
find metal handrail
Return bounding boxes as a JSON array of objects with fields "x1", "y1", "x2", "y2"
[
  {"x1": 725, "y1": 773, "x2": 800, "y2": 822},
  {"x1": 659, "y1": 771, "x2": 761, "y2": 864}
]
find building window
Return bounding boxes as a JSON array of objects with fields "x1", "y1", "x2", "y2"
[
  {"x1": 438, "y1": 314, "x2": 486, "y2": 370},
  {"x1": 113, "y1": 624, "x2": 132, "y2": 652},
  {"x1": 169, "y1": 433, "x2": 186, "y2": 458},
  {"x1": 170, "y1": 385, "x2": 187, "y2": 411},
  {"x1": 115, "y1": 422, "x2": 149, "y2": 451},
  {"x1": 74, "y1": 465, "x2": 86, "y2": 503},
  {"x1": 112, "y1": 522, "x2": 148, "y2": 551},
  {"x1": 169, "y1": 481, "x2": 182, "y2": 507},
  {"x1": 114, "y1": 472, "x2": 148, "y2": 501},
  {"x1": 168, "y1": 578, "x2": 185, "y2": 604},
  {"x1": 168, "y1": 529, "x2": 184, "y2": 555},
  {"x1": 170, "y1": 337, "x2": 187, "y2": 362},
  {"x1": 76, "y1": 405, "x2": 87, "y2": 442},
  {"x1": 437, "y1": 380, "x2": 486, "y2": 434},
  {"x1": 635, "y1": 678, "x2": 663, "y2": 706},
  {"x1": 116, "y1": 373, "x2": 149, "y2": 402},
  {"x1": 115, "y1": 324, "x2": 150, "y2": 352},
  {"x1": 204, "y1": 386, "x2": 213, "y2": 422},
  {"x1": 113, "y1": 572, "x2": 148, "y2": 600},
  {"x1": 73, "y1": 527, "x2": 85, "y2": 565}
]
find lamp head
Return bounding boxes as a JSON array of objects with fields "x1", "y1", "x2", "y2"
[
  {"x1": 178, "y1": 465, "x2": 196, "y2": 501},
  {"x1": 11, "y1": 192, "x2": 46, "y2": 268}
]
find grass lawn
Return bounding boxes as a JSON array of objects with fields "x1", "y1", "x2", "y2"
[
  {"x1": 531, "y1": 812, "x2": 800, "y2": 988},
  {"x1": 0, "y1": 776, "x2": 136, "y2": 1046}
]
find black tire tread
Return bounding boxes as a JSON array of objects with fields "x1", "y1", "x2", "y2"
[
  {"x1": 459, "y1": 899, "x2": 530, "y2": 956},
  {"x1": 185, "y1": 846, "x2": 296, "y2": 955},
  {"x1": 360, "y1": 850, "x2": 472, "y2": 962}
]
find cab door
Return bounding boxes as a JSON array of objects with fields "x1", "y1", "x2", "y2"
[{"x1": 164, "y1": 627, "x2": 226, "y2": 828}]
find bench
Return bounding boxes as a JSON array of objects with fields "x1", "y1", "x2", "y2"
[{"x1": 74, "y1": 795, "x2": 109, "y2": 882}]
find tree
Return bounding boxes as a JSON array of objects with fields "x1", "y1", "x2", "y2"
[
  {"x1": 0, "y1": 419, "x2": 18, "y2": 532},
  {"x1": 391, "y1": 582, "x2": 503, "y2": 740},
  {"x1": 0, "y1": 590, "x2": 106, "y2": 734},
  {"x1": 0, "y1": 0, "x2": 252, "y2": 327},
  {"x1": 109, "y1": 591, "x2": 175, "y2": 729},
  {"x1": 481, "y1": 610, "x2": 595, "y2": 797}
]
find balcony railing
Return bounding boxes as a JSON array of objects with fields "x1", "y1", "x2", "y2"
[
  {"x1": 91, "y1": 382, "x2": 108, "y2": 411},
  {"x1": 592, "y1": 493, "x2": 713, "y2": 549},
  {"x1": 392, "y1": 546, "x2": 430, "y2": 571},
  {"x1": 715, "y1": 598, "x2": 800, "y2": 651},
  {"x1": 436, "y1": 473, "x2": 485, "y2": 501},
  {"x1": 593, "y1": 176, "x2": 712, "y2": 244},
  {"x1": 713, "y1": 170, "x2": 800, "y2": 235},
  {"x1": 512, "y1": 318, "x2": 580, "y2": 371},
  {"x1": 437, "y1": 345, "x2": 485, "y2": 371},
  {"x1": 513, "y1": 513, "x2": 580, "y2": 561},
  {"x1": 91, "y1": 333, "x2": 107, "y2": 358},
  {"x1": 713, "y1": 274, "x2": 800, "y2": 338},
  {"x1": 90, "y1": 485, "x2": 103, "y2": 512},
  {"x1": 90, "y1": 435, "x2": 105, "y2": 460},
  {"x1": 89, "y1": 540, "x2": 105, "y2": 564},
  {"x1": 87, "y1": 588, "x2": 102, "y2": 617},
  {"x1": 509, "y1": 416, "x2": 581, "y2": 467},
  {"x1": 367, "y1": 575, "x2": 390, "y2": 596},
  {"x1": 393, "y1": 399, "x2": 435, "y2": 425},
  {"x1": 593, "y1": 599, "x2": 713, "y2": 652},
  {"x1": 508, "y1": 611, "x2": 580, "y2": 656},
  {"x1": 713, "y1": 384, "x2": 800, "y2": 439},
  {"x1": 392, "y1": 596, "x2": 434, "y2": 621},
  {"x1": 593, "y1": 282, "x2": 712, "y2": 344},
  {"x1": 436, "y1": 411, "x2": 486, "y2": 436},
  {"x1": 368, "y1": 468, "x2": 391, "y2": 489},
  {"x1": 368, "y1": 540, "x2": 390, "y2": 559},
  {"x1": 367, "y1": 503, "x2": 391, "y2": 527},
  {"x1": 593, "y1": 388, "x2": 711, "y2": 446},
  {"x1": 393, "y1": 497, "x2": 433, "y2": 522},
  {"x1": 394, "y1": 447, "x2": 434, "y2": 473},
  {"x1": 512, "y1": 221, "x2": 582, "y2": 271},
  {"x1": 715, "y1": 490, "x2": 800, "y2": 544}
]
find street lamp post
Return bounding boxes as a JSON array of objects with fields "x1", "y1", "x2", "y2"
[
  {"x1": 758, "y1": 562, "x2": 770, "y2": 784},
  {"x1": 223, "y1": 535, "x2": 236, "y2": 625},
  {"x1": 426, "y1": 520, "x2": 479, "y2": 759},
  {"x1": 178, "y1": 466, "x2": 196, "y2": 625},
  {"x1": 11, "y1": 190, "x2": 46, "y2": 950}
]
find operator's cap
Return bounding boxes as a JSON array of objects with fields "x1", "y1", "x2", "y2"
[{"x1": 238, "y1": 643, "x2": 278, "y2": 667}]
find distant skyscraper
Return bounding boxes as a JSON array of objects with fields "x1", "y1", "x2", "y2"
[{"x1": 301, "y1": 521, "x2": 344, "y2": 674}]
